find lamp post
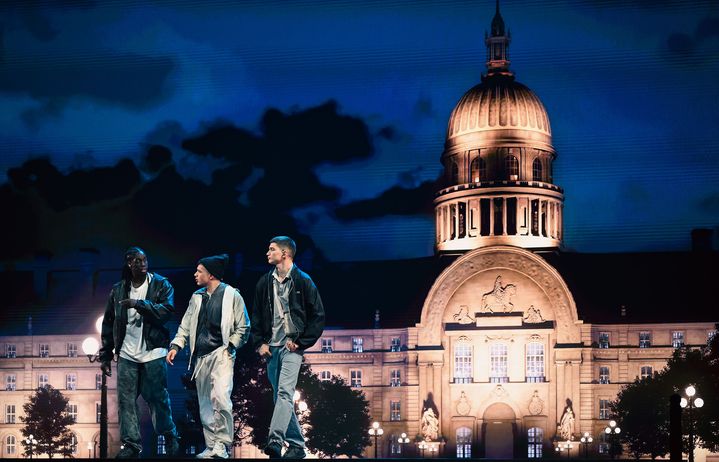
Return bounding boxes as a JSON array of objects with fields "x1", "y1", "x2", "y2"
[
  {"x1": 368, "y1": 421, "x2": 384, "y2": 458},
  {"x1": 397, "y1": 432, "x2": 410, "y2": 457},
  {"x1": 680, "y1": 385, "x2": 704, "y2": 462},
  {"x1": 580, "y1": 432, "x2": 593, "y2": 458},
  {"x1": 604, "y1": 419, "x2": 621, "y2": 459},
  {"x1": 418, "y1": 441, "x2": 427, "y2": 458},
  {"x1": 563, "y1": 440, "x2": 573, "y2": 459},
  {"x1": 83, "y1": 315, "x2": 108, "y2": 459},
  {"x1": 24, "y1": 434, "x2": 37, "y2": 459}
]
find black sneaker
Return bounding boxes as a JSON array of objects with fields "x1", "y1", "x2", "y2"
[
  {"x1": 282, "y1": 445, "x2": 306, "y2": 459},
  {"x1": 116, "y1": 446, "x2": 141, "y2": 459},
  {"x1": 264, "y1": 442, "x2": 283, "y2": 459}
]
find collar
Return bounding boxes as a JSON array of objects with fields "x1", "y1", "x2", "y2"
[{"x1": 272, "y1": 264, "x2": 294, "y2": 283}]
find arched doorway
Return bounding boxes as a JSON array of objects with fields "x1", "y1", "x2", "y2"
[{"x1": 482, "y1": 402, "x2": 515, "y2": 459}]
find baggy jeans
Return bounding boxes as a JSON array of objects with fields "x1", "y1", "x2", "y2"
[
  {"x1": 267, "y1": 345, "x2": 305, "y2": 449},
  {"x1": 117, "y1": 356, "x2": 178, "y2": 452},
  {"x1": 193, "y1": 346, "x2": 235, "y2": 449}
]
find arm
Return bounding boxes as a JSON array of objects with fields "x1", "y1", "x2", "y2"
[
  {"x1": 134, "y1": 278, "x2": 175, "y2": 327},
  {"x1": 228, "y1": 290, "x2": 251, "y2": 350},
  {"x1": 170, "y1": 297, "x2": 195, "y2": 351},
  {"x1": 295, "y1": 278, "x2": 325, "y2": 350}
]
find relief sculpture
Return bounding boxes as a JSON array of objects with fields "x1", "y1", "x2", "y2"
[
  {"x1": 524, "y1": 305, "x2": 545, "y2": 323},
  {"x1": 452, "y1": 305, "x2": 475, "y2": 324},
  {"x1": 480, "y1": 275, "x2": 517, "y2": 313}
]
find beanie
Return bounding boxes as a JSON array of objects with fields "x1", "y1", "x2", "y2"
[{"x1": 198, "y1": 253, "x2": 229, "y2": 280}]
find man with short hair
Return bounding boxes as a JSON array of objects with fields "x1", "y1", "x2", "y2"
[
  {"x1": 167, "y1": 254, "x2": 250, "y2": 459},
  {"x1": 100, "y1": 247, "x2": 180, "y2": 458},
  {"x1": 251, "y1": 236, "x2": 325, "y2": 459}
]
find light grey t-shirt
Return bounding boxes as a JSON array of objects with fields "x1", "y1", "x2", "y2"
[
  {"x1": 120, "y1": 274, "x2": 168, "y2": 363},
  {"x1": 269, "y1": 265, "x2": 293, "y2": 346}
]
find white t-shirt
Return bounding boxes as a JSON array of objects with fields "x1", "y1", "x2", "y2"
[{"x1": 119, "y1": 274, "x2": 168, "y2": 363}]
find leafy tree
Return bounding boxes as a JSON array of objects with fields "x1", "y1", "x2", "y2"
[
  {"x1": 20, "y1": 386, "x2": 75, "y2": 458},
  {"x1": 176, "y1": 373, "x2": 204, "y2": 455}
]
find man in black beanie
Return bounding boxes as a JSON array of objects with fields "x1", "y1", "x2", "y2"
[{"x1": 167, "y1": 254, "x2": 250, "y2": 459}]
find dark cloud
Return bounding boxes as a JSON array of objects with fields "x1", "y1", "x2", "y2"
[
  {"x1": 697, "y1": 192, "x2": 719, "y2": 213},
  {"x1": 377, "y1": 125, "x2": 397, "y2": 141},
  {"x1": 665, "y1": 15, "x2": 719, "y2": 61},
  {"x1": 414, "y1": 97, "x2": 434, "y2": 117},
  {"x1": 695, "y1": 17, "x2": 719, "y2": 41},
  {"x1": 334, "y1": 179, "x2": 439, "y2": 221}
]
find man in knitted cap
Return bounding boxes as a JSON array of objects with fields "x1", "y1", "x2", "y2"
[{"x1": 167, "y1": 254, "x2": 250, "y2": 459}]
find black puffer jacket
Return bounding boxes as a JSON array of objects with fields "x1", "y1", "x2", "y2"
[
  {"x1": 99, "y1": 273, "x2": 175, "y2": 364},
  {"x1": 251, "y1": 265, "x2": 325, "y2": 351}
]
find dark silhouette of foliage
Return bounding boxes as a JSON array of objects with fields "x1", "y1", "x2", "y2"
[
  {"x1": 176, "y1": 372, "x2": 205, "y2": 455},
  {"x1": 20, "y1": 386, "x2": 75, "y2": 458}
]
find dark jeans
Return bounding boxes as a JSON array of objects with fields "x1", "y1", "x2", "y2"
[{"x1": 117, "y1": 356, "x2": 178, "y2": 452}]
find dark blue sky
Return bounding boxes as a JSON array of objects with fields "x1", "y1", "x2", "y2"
[{"x1": 1, "y1": 0, "x2": 718, "y2": 262}]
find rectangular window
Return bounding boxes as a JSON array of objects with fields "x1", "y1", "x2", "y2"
[
  {"x1": 38, "y1": 373, "x2": 49, "y2": 389},
  {"x1": 6, "y1": 374, "x2": 16, "y2": 391},
  {"x1": 319, "y1": 370, "x2": 331, "y2": 381},
  {"x1": 526, "y1": 342, "x2": 545, "y2": 382},
  {"x1": 96, "y1": 373, "x2": 103, "y2": 390},
  {"x1": 96, "y1": 402, "x2": 102, "y2": 423},
  {"x1": 67, "y1": 403, "x2": 77, "y2": 422},
  {"x1": 390, "y1": 369, "x2": 401, "y2": 387},
  {"x1": 350, "y1": 370, "x2": 362, "y2": 388},
  {"x1": 321, "y1": 338, "x2": 332, "y2": 353},
  {"x1": 352, "y1": 337, "x2": 364, "y2": 353},
  {"x1": 66, "y1": 373, "x2": 77, "y2": 390},
  {"x1": 672, "y1": 331, "x2": 684, "y2": 348},
  {"x1": 39, "y1": 343, "x2": 49, "y2": 357},
  {"x1": 5, "y1": 344, "x2": 16, "y2": 358},
  {"x1": 527, "y1": 427, "x2": 543, "y2": 458},
  {"x1": 639, "y1": 331, "x2": 651, "y2": 348},
  {"x1": 454, "y1": 343, "x2": 472, "y2": 383},
  {"x1": 67, "y1": 343, "x2": 77, "y2": 358},
  {"x1": 5, "y1": 404, "x2": 15, "y2": 424},
  {"x1": 598, "y1": 332, "x2": 610, "y2": 349},
  {"x1": 390, "y1": 400, "x2": 401, "y2": 421},
  {"x1": 490, "y1": 343, "x2": 509, "y2": 383},
  {"x1": 599, "y1": 399, "x2": 610, "y2": 420},
  {"x1": 457, "y1": 427, "x2": 472, "y2": 458},
  {"x1": 598, "y1": 433, "x2": 609, "y2": 454},
  {"x1": 390, "y1": 337, "x2": 401, "y2": 352},
  {"x1": 640, "y1": 366, "x2": 653, "y2": 379},
  {"x1": 157, "y1": 435, "x2": 166, "y2": 455},
  {"x1": 599, "y1": 366, "x2": 610, "y2": 384},
  {"x1": 5, "y1": 435, "x2": 16, "y2": 455}
]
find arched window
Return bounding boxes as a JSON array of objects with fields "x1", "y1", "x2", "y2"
[
  {"x1": 527, "y1": 427, "x2": 543, "y2": 458},
  {"x1": 454, "y1": 342, "x2": 472, "y2": 383},
  {"x1": 490, "y1": 343, "x2": 508, "y2": 382},
  {"x1": 5, "y1": 435, "x2": 16, "y2": 456},
  {"x1": 470, "y1": 157, "x2": 486, "y2": 182},
  {"x1": 69, "y1": 434, "x2": 78, "y2": 454},
  {"x1": 640, "y1": 366, "x2": 653, "y2": 379},
  {"x1": 532, "y1": 158, "x2": 542, "y2": 181},
  {"x1": 450, "y1": 161, "x2": 459, "y2": 184},
  {"x1": 457, "y1": 427, "x2": 472, "y2": 458},
  {"x1": 505, "y1": 155, "x2": 519, "y2": 180},
  {"x1": 526, "y1": 342, "x2": 545, "y2": 382}
]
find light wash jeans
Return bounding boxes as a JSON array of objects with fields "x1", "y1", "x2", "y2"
[
  {"x1": 193, "y1": 346, "x2": 235, "y2": 449},
  {"x1": 267, "y1": 345, "x2": 305, "y2": 449}
]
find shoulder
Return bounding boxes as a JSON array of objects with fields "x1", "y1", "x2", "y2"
[
  {"x1": 293, "y1": 267, "x2": 316, "y2": 287},
  {"x1": 255, "y1": 273, "x2": 271, "y2": 289},
  {"x1": 151, "y1": 273, "x2": 172, "y2": 287}
]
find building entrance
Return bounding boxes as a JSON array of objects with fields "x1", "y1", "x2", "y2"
[{"x1": 482, "y1": 402, "x2": 515, "y2": 459}]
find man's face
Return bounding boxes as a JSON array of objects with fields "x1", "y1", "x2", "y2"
[
  {"x1": 128, "y1": 252, "x2": 148, "y2": 278},
  {"x1": 266, "y1": 243, "x2": 286, "y2": 265},
  {"x1": 194, "y1": 264, "x2": 212, "y2": 287}
]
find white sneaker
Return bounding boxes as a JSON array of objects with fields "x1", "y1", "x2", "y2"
[
  {"x1": 211, "y1": 442, "x2": 229, "y2": 459},
  {"x1": 196, "y1": 447, "x2": 215, "y2": 459}
]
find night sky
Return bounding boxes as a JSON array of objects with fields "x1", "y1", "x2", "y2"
[{"x1": 1, "y1": 0, "x2": 718, "y2": 264}]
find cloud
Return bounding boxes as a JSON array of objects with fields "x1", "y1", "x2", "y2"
[
  {"x1": 697, "y1": 192, "x2": 719, "y2": 213},
  {"x1": 665, "y1": 15, "x2": 719, "y2": 62},
  {"x1": 334, "y1": 179, "x2": 439, "y2": 221}
]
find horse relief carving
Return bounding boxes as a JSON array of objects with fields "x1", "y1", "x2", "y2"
[
  {"x1": 480, "y1": 276, "x2": 517, "y2": 313},
  {"x1": 452, "y1": 305, "x2": 475, "y2": 324}
]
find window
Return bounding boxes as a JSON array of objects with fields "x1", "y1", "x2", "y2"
[
  {"x1": 599, "y1": 399, "x2": 610, "y2": 420},
  {"x1": 526, "y1": 342, "x2": 545, "y2": 382},
  {"x1": 186, "y1": 446, "x2": 196, "y2": 455},
  {"x1": 157, "y1": 435, "x2": 166, "y2": 455},
  {"x1": 598, "y1": 432, "x2": 609, "y2": 454},
  {"x1": 527, "y1": 427, "x2": 543, "y2": 458},
  {"x1": 95, "y1": 402, "x2": 102, "y2": 423},
  {"x1": 599, "y1": 366, "x2": 610, "y2": 384},
  {"x1": 38, "y1": 373, "x2": 49, "y2": 389},
  {"x1": 471, "y1": 157, "x2": 486, "y2": 183},
  {"x1": 390, "y1": 401, "x2": 401, "y2": 421},
  {"x1": 67, "y1": 403, "x2": 77, "y2": 423},
  {"x1": 66, "y1": 373, "x2": 77, "y2": 390},
  {"x1": 67, "y1": 343, "x2": 77, "y2": 358},
  {"x1": 5, "y1": 404, "x2": 16, "y2": 423},
  {"x1": 5, "y1": 344, "x2": 16, "y2": 358},
  {"x1": 450, "y1": 161, "x2": 459, "y2": 184},
  {"x1": 505, "y1": 155, "x2": 519, "y2": 180},
  {"x1": 598, "y1": 332, "x2": 610, "y2": 349},
  {"x1": 454, "y1": 342, "x2": 472, "y2": 383},
  {"x1": 5, "y1": 435, "x2": 16, "y2": 456},
  {"x1": 320, "y1": 371, "x2": 331, "y2": 381},
  {"x1": 672, "y1": 331, "x2": 684, "y2": 348},
  {"x1": 320, "y1": 338, "x2": 332, "y2": 353},
  {"x1": 532, "y1": 158, "x2": 542, "y2": 182},
  {"x1": 96, "y1": 373, "x2": 103, "y2": 390},
  {"x1": 390, "y1": 369, "x2": 401, "y2": 387},
  {"x1": 390, "y1": 337, "x2": 401, "y2": 352},
  {"x1": 352, "y1": 337, "x2": 364, "y2": 353},
  {"x1": 457, "y1": 427, "x2": 472, "y2": 458},
  {"x1": 68, "y1": 434, "x2": 78, "y2": 454},
  {"x1": 350, "y1": 370, "x2": 362, "y2": 388},
  {"x1": 490, "y1": 343, "x2": 508, "y2": 383},
  {"x1": 708, "y1": 330, "x2": 717, "y2": 344},
  {"x1": 390, "y1": 435, "x2": 402, "y2": 456},
  {"x1": 6, "y1": 374, "x2": 16, "y2": 391},
  {"x1": 39, "y1": 343, "x2": 49, "y2": 357},
  {"x1": 639, "y1": 331, "x2": 651, "y2": 348},
  {"x1": 640, "y1": 366, "x2": 653, "y2": 379}
]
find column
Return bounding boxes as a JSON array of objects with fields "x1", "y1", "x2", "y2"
[
  {"x1": 501, "y1": 197, "x2": 507, "y2": 235},
  {"x1": 489, "y1": 198, "x2": 495, "y2": 236}
]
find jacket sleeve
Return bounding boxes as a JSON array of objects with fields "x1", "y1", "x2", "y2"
[
  {"x1": 250, "y1": 278, "x2": 266, "y2": 352},
  {"x1": 171, "y1": 297, "x2": 194, "y2": 351},
  {"x1": 134, "y1": 278, "x2": 175, "y2": 327},
  {"x1": 295, "y1": 278, "x2": 325, "y2": 350},
  {"x1": 99, "y1": 288, "x2": 116, "y2": 363},
  {"x1": 228, "y1": 290, "x2": 251, "y2": 349}
]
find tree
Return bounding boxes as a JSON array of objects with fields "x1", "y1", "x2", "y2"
[
  {"x1": 20, "y1": 386, "x2": 75, "y2": 458},
  {"x1": 176, "y1": 373, "x2": 205, "y2": 455}
]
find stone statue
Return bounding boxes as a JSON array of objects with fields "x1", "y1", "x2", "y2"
[
  {"x1": 558, "y1": 398, "x2": 575, "y2": 440},
  {"x1": 481, "y1": 275, "x2": 517, "y2": 313},
  {"x1": 528, "y1": 390, "x2": 544, "y2": 415},
  {"x1": 421, "y1": 408, "x2": 439, "y2": 441},
  {"x1": 524, "y1": 305, "x2": 545, "y2": 323},
  {"x1": 453, "y1": 305, "x2": 474, "y2": 324}
]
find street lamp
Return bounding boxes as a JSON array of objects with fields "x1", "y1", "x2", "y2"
[
  {"x1": 24, "y1": 434, "x2": 37, "y2": 459},
  {"x1": 83, "y1": 316, "x2": 109, "y2": 459},
  {"x1": 368, "y1": 421, "x2": 384, "y2": 458},
  {"x1": 397, "y1": 432, "x2": 410, "y2": 457},
  {"x1": 680, "y1": 385, "x2": 704, "y2": 462},
  {"x1": 604, "y1": 420, "x2": 621, "y2": 459},
  {"x1": 418, "y1": 441, "x2": 427, "y2": 458},
  {"x1": 580, "y1": 432, "x2": 593, "y2": 458},
  {"x1": 563, "y1": 440, "x2": 573, "y2": 459}
]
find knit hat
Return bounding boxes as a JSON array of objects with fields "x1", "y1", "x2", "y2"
[{"x1": 198, "y1": 253, "x2": 229, "y2": 280}]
